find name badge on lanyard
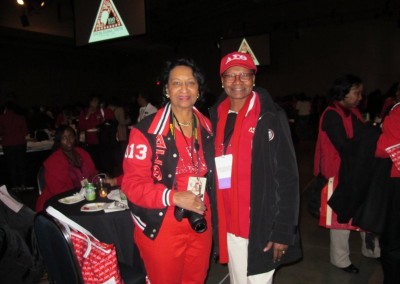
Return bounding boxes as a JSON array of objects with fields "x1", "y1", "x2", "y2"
[
  {"x1": 215, "y1": 154, "x2": 233, "y2": 189},
  {"x1": 187, "y1": 177, "x2": 207, "y2": 200}
]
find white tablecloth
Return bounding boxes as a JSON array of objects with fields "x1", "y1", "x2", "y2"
[{"x1": 0, "y1": 140, "x2": 53, "y2": 155}]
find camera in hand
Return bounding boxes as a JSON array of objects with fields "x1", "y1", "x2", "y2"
[{"x1": 174, "y1": 206, "x2": 207, "y2": 233}]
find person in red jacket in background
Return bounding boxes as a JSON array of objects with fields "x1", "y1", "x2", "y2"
[
  {"x1": 78, "y1": 95, "x2": 115, "y2": 173},
  {"x1": 375, "y1": 99, "x2": 400, "y2": 284},
  {"x1": 314, "y1": 74, "x2": 380, "y2": 274},
  {"x1": 0, "y1": 101, "x2": 29, "y2": 191},
  {"x1": 36, "y1": 125, "x2": 119, "y2": 211}
]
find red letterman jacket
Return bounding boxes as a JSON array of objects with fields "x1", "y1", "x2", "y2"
[{"x1": 122, "y1": 103, "x2": 216, "y2": 240}]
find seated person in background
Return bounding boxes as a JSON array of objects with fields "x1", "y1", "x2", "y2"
[{"x1": 35, "y1": 126, "x2": 119, "y2": 211}]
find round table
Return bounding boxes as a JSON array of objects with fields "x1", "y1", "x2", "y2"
[{"x1": 45, "y1": 187, "x2": 143, "y2": 271}]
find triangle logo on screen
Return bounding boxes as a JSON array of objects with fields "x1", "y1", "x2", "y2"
[
  {"x1": 89, "y1": 0, "x2": 129, "y2": 43},
  {"x1": 238, "y1": 38, "x2": 260, "y2": 66}
]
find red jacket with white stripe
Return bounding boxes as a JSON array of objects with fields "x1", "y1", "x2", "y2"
[{"x1": 122, "y1": 103, "x2": 216, "y2": 240}]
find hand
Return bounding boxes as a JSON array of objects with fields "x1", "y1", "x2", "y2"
[
  {"x1": 172, "y1": 191, "x2": 206, "y2": 215},
  {"x1": 105, "y1": 177, "x2": 117, "y2": 186},
  {"x1": 263, "y1": 241, "x2": 288, "y2": 262}
]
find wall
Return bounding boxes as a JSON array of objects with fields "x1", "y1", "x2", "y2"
[
  {"x1": 261, "y1": 17, "x2": 400, "y2": 98},
  {"x1": 1, "y1": 15, "x2": 399, "y2": 108},
  {"x1": 0, "y1": 30, "x2": 174, "y2": 107}
]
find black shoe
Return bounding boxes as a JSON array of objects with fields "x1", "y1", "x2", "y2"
[{"x1": 340, "y1": 264, "x2": 359, "y2": 274}]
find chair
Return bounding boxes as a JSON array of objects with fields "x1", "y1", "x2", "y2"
[
  {"x1": 34, "y1": 212, "x2": 146, "y2": 284},
  {"x1": 34, "y1": 212, "x2": 84, "y2": 284},
  {"x1": 37, "y1": 166, "x2": 45, "y2": 195}
]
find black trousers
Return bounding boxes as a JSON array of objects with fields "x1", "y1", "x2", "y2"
[
  {"x1": 381, "y1": 178, "x2": 400, "y2": 284},
  {"x1": 3, "y1": 144, "x2": 27, "y2": 188},
  {"x1": 86, "y1": 144, "x2": 121, "y2": 177}
]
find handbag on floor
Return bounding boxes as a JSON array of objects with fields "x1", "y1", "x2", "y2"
[
  {"x1": 46, "y1": 206, "x2": 122, "y2": 284},
  {"x1": 319, "y1": 177, "x2": 360, "y2": 231}
]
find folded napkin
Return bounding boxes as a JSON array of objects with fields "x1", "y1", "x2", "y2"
[
  {"x1": 103, "y1": 201, "x2": 128, "y2": 213},
  {"x1": 0, "y1": 185, "x2": 23, "y2": 213},
  {"x1": 76, "y1": 187, "x2": 86, "y2": 197},
  {"x1": 107, "y1": 189, "x2": 128, "y2": 205}
]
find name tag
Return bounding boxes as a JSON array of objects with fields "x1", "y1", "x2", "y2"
[
  {"x1": 187, "y1": 177, "x2": 207, "y2": 200},
  {"x1": 215, "y1": 154, "x2": 233, "y2": 189}
]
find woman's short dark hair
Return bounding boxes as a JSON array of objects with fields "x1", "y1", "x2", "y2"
[
  {"x1": 328, "y1": 74, "x2": 362, "y2": 102},
  {"x1": 161, "y1": 58, "x2": 205, "y2": 103},
  {"x1": 52, "y1": 125, "x2": 76, "y2": 151}
]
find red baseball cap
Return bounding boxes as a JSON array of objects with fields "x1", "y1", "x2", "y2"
[{"x1": 220, "y1": 52, "x2": 257, "y2": 75}]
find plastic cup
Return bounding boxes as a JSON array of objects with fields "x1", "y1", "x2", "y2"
[{"x1": 85, "y1": 183, "x2": 96, "y2": 201}]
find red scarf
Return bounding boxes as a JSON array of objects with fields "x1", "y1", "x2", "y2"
[{"x1": 215, "y1": 92, "x2": 258, "y2": 263}]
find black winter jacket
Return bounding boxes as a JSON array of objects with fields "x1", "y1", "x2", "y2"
[{"x1": 209, "y1": 87, "x2": 302, "y2": 275}]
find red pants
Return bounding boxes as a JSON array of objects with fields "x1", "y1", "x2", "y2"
[{"x1": 134, "y1": 209, "x2": 212, "y2": 284}]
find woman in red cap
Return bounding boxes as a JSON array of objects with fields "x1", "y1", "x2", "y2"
[{"x1": 209, "y1": 52, "x2": 302, "y2": 283}]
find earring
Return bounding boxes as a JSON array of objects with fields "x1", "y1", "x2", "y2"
[
  {"x1": 221, "y1": 85, "x2": 224, "y2": 88},
  {"x1": 165, "y1": 93, "x2": 170, "y2": 99},
  {"x1": 197, "y1": 94, "x2": 199, "y2": 99},
  {"x1": 253, "y1": 83, "x2": 255, "y2": 87}
]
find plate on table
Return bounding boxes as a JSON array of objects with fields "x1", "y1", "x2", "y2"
[
  {"x1": 80, "y1": 203, "x2": 106, "y2": 212},
  {"x1": 58, "y1": 195, "x2": 85, "y2": 204}
]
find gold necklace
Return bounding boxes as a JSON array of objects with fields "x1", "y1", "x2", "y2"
[{"x1": 178, "y1": 121, "x2": 191, "y2": 127}]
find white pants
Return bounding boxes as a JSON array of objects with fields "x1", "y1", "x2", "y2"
[
  {"x1": 227, "y1": 233, "x2": 275, "y2": 284},
  {"x1": 330, "y1": 229, "x2": 381, "y2": 268}
]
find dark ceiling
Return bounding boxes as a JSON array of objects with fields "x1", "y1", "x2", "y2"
[{"x1": 1, "y1": 0, "x2": 399, "y2": 51}]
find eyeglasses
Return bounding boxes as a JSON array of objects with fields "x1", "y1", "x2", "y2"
[{"x1": 222, "y1": 72, "x2": 254, "y2": 83}]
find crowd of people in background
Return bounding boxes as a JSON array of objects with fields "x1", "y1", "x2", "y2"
[
  {"x1": 0, "y1": 69, "x2": 399, "y2": 283},
  {"x1": 0, "y1": 80, "x2": 398, "y2": 189}
]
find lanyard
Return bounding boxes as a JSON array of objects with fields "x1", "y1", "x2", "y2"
[
  {"x1": 223, "y1": 112, "x2": 237, "y2": 155},
  {"x1": 171, "y1": 112, "x2": 200, "y2": 175}
]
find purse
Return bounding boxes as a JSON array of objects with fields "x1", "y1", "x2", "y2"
[
  {"x1": 318, "y1": 177, "x2": 360, "y2": 231},
  {"x1": 385, "y1": 143, "x2": 400, "y2": 171},
  {"x1": 46, "y1": 206, "x2": 123, "y2": 284}
]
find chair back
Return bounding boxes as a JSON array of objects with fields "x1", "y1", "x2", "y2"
[
  {"x1": 37, "y1": 166, "x2": 45, "y2": 195},
  {"x1": 34, "y1": 212, "x2": 84, "y2": 284}
]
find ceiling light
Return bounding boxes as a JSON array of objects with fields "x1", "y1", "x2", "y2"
[{"x1": 17, "y1": 0, "x2": 25, "y2": 5}]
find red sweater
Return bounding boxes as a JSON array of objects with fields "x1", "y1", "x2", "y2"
[
  {"x1": 314, "y1": 102, "x2": 364, "y2": 179},
  {"x1": 0, "y1": 110, "x2": 28, "y2": 146},
  {"x1": 78, "y1": 108, "x2": 115, "y2": 144},
  {"x1": 36, "y1": 147, "x2": 97, "y2": 211}
]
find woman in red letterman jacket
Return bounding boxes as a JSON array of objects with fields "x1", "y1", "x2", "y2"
[
  {"x1": 314, "y1": 74, "x2": 380, "y2": 274},
  {"x1": 375, "y1": 99, "x2": 400, "y2": 284},
  {"x1": 122, "y1": 58, "x2": 216, "y2": 284}
]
